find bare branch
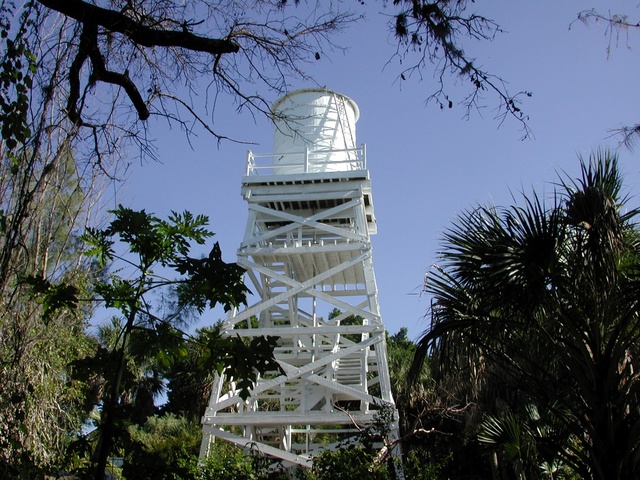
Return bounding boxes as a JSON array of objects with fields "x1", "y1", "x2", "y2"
[
  {"x1": 571, "y1": 9, "x2": 640, "y2": 148},
  {"x1": 387, "y1": 1, "x2": 532, "y2": 138},
  {"x1": 27, "y1": 0, "x2": 358, "y2": 162},
  {"x1": 150, "y1": 91, "x2": 253, "y2": 146},
  {"x1": 36, "y1": 0, "x2": 240, "y2": 54},
  {"x1": 607, "y1": 124, "x2": 640, "y2": 151}
]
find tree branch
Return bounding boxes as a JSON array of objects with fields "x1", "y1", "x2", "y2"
[
  {"x1": 66, "y1": 20, "x2": 150, "y2": 123},
  {"x1": 390, "y1": 1, "x2": 532, "y2": 138},
  {"x1": 36, "y1": 0, "x2": 240, "y2": 54}
]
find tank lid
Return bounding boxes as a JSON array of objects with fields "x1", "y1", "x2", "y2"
[{"x1": 271, "y1": 88, "x2": 360, "y2": 122}]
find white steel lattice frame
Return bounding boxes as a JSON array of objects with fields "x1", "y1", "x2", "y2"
[{"x1": 200, "y1": 165, "x2": 399, "y2": 469}]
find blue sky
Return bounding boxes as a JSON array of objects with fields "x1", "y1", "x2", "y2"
[{"x1": 119, "y1": 1, "x2": 640, "y2": 340}]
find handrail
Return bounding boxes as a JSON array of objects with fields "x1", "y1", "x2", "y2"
[{"x1": 245, "y1": 144, "x2": 367, "y2": 176}]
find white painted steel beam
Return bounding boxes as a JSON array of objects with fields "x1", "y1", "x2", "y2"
[
  {"x1": 241, "y1": 200, "x2": 368, "y2": 247},
  {"x1": 223, "y1": 251, "x2": 370, "y2": 328},
  {"x1": 205, "y1": 335, "x2": 380, "y2": 414},
  {"x1": 201, "y1": 426, "x2": 313, "y2": 468}
]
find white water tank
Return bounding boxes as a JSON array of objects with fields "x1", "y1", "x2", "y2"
[{"x1": 271, "y1": 88, "x2": 360, "y2": 174}]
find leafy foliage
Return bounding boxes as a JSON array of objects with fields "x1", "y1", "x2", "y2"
[
  {"x1": 313, "y1": 444, "x2": 391, "y2": 480},
  {"x1": 310, "y1": 404, "x2": 401, "y2": 480},
  {"x1": 173, "y1": 242, "x2": 247, "y2": 314},
  {"x1": 385, "y1": 327, "x2": 470, "y2": 479},
  {"x1": 21, "y1": 274, "x2": 79, "y2": 323},
  {"x1": 414, "y1": 151, "x2": 640, "y2": 479},
  {"x1": 0, "y1": 145, "x2": 99, "y2": 478},
  {"x1": 81, "y1": 206, "x2": 278, "y2": 478},
  {"x1": 125, "y1": 414, "x2": 202, "y2": 480},
  {"x1": 0, "y1": 3, "x2": 36, "y2": 153},
  {"x1": 478, "y1": 404, "x2": 578, "y2": 479}
]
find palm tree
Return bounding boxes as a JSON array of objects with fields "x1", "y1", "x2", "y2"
[
  {"x1": 163, "y1": 325, "x2": 220, "y2": 421},
  {"x1": 412, "y1": 151, "x2": 640, "y2": 479},
  {"x1": 94, "y1": 318, "x2": 166, "y2": 424}
]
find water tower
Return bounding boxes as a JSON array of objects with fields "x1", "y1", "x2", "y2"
[{"x1": 199, "y1": 88, "x2": 399, "y2": 470}]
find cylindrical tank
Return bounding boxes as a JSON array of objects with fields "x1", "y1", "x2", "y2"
[{"x1": 271, "y1": 88, "x2": 360, "y2": 174}]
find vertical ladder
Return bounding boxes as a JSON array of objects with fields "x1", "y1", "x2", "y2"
[{"x1": 334, "y1": 93, "x2": 356, "y2": 161}]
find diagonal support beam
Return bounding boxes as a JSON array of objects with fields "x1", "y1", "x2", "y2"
[
  {"x1": 224, "y1": 251, "x2": 370, "y2": 328},
  {"x1": 206, "y1": 335, "x2": 381, "y2": 413},
  {"x1": 238, "y1": 257, "x2": 380, "y2": 324},
  {"x1": 243, "y1": 199, "x2": 367, "y2": 247},
  {"x1": 278, "y1": 363, "x2": 388, "y2": 406},
  {"x1": 202, "y1": 426, "x2": 313, "y2": 468}
]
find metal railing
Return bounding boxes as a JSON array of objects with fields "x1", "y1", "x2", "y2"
[{"x1": 245, "y1": 144, "x2": 367, "y2": 176}]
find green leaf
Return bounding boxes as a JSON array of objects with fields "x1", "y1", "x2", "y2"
[
  {"x1": 173, "y1": 242, "x2": 248, "y2": 313},
  {"x1": 21, "y1": 274, "x2": 79, "y2": 324},
  {"x1": 81, "y1": 227, "x2": 114, "y2": 267},
  {"x1": 106, "y1": 205, "x2": 168, "y2": 265},
  {"x1": 94, "y1": 278, "x2": 136, "y2": 314}
]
